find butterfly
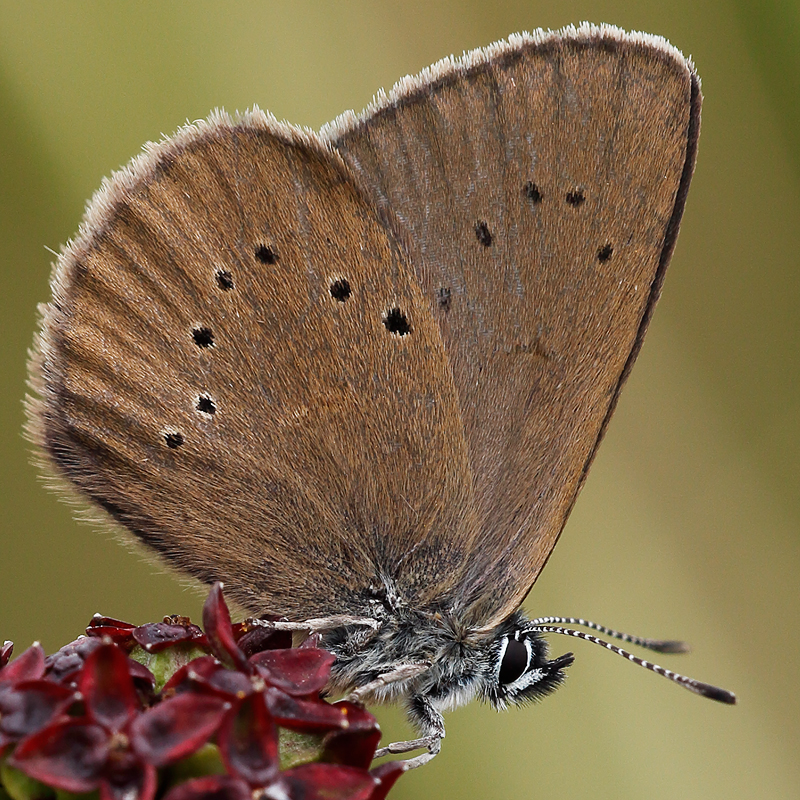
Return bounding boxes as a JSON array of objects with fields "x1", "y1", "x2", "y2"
[{"x1": 28, "y1": 24, "x2": 732, "y2": 768}]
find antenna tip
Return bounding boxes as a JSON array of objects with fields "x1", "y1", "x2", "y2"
[
  {"x1": 649, "y1": 639, "x2": 691, "y2": 654},
  {"x1": 700, "y1": 683, "x2": 737, "y2": 704}
]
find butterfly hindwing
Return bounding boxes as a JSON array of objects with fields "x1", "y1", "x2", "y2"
[{"x1": 325, "y1": 26, "x2": 701, "y2": 625}]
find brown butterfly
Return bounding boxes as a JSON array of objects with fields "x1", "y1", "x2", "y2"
[{"x1": 28, "y1": 24, "x2": 733, "y2": 768}]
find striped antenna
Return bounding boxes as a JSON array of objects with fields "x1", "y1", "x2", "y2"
[
  {"x1": 528, "y1": 616, "x2": 690, "y2": 653},
  {"x1": 529, "y1": 623, "x2": 736, "y2": 704}
]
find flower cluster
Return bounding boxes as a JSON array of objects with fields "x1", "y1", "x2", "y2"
[{"x1": 0, "y1": 584, "x2": 402, "y2": 800}]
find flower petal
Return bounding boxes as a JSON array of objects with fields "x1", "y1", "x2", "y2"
[
  {"x1": 79, "y1": 644, "x2": 139, "y2": 732},
  {"x1": 0, "y1": 641, "x2": 13, "y2": 669},
  {"x1": 0, "y1": 644, "x2": 45, "y2": 684},
  {"x1": 319, "y1": 703, "x2": 381, "y2": 769},
  {"x1": 163, "y1": 658, "x2": 253, "y2": 703},
  {"x1": 133, "y1": 622, "x2": 206, "y2": 653},
  {"x1": 88, "y1": 616, "x2": 136, "y2": 631},
  {"x1": 10, "y1": 720, "x2": 108, "y2": 793},
  {"x1": 217, "y1": 695, "x2": 278, "y2": 787},
  {"x1": 45, "y1": 637, "x2": 103, "y2": 685},
  {"x1": 100, "y1": 752, "x2": 157, "y2": 800},
  {"x1": 367, "y1": 762, "x2": 405, "y2": 800},
  {"x1": 126, "y1": 659, "x2": 156, "y2": 694},
  {"x1": 263, "y1": 688, "x2": 349, "y2": 733},
  {"x1": 86, "y1": 616, "x2": 137, "y2": 650},
  {"x1": 235, "y1": 624, "x2": 291, "y2": 658},
  {"x1": 278, "y1": 763, "x2": 376, "y2": 800},
  {"x1": 0, "y1": 680, "x2": 75, "y2": 741},
  {"x1": 162, "y1": 656, "x2": 220, "y2": 695},
  {"x1": 162, "y1": 775, "x2": 250, "y2": 800},
  {"x1": 202, "y1": 585, "x2": 248, "y2": 672},
  {"x1": 130, "y1": 694, "x2": 229, "y2": 767},
  {"x1": 250, "y1": 649, "x2": 335, "y2": 696}
]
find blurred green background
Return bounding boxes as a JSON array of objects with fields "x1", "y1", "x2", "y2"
[{"x1": 1, "y1": 1, "x2": 798, "y2": 798}]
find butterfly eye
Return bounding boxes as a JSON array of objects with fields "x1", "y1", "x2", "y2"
[{"x1": 499, "y1": 636, "x2": 530, "y2": 685}]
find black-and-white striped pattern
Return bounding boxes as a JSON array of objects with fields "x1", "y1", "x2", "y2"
[
  {"x1": 529, "y1": 624, "x2": 736, "y2": 704},
  {"x1": 528, "y1": 616, "x2": 690, "y2": 653}
]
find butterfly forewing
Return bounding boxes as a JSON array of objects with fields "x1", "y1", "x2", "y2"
[
  {"x1": 30, "y1": 112, "x2": 480, "y2": 619},
  {"x1": 325, "y1": 28, "x2": 701, "y2": 625}
]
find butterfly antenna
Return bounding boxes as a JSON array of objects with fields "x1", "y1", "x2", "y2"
[
  {"x1": 529, "y1": 624, "x2": 736, "y2": 704},
  {"x1": 528, "y1": 616, "x2": 690, "y2": 653}
]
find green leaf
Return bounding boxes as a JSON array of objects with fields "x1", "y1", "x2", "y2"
[{"x1": 0, "y1": 755, "x2": 55, "y2": 800}]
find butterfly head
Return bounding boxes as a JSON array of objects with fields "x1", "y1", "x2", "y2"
[{"x1": 479, "y1": 612, "x2": 574, "y2": 711}]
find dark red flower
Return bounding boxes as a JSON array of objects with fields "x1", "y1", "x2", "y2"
[
  {"x1": 262, "y1": 686, "x2": 351, "y2": 732},
  {"x1": 129, "y1": 694, "x2": 229, "y2": 767},
  {"x1": 1, "y1": 643, "x2": 46, "y2": 685},
  {"x1": 173, "y1": 586, "x2": 354, "y2": 736},
  {"x1": 1, "y1": 641, "x2": 13, "y2": 669},
  {"x1": 316, "y1": 702, "x2": 383, "y2": 770},
  {"x1": 162, "y1": 692, "x2": 390, "y2": 800},
  {"x1": 161, "y1": 774, "x2": 250, "y2": 800},
  {"x1": 3, "y1": 584, "x2": 402, "y2": 800},
  {"x1": 217, "y1": 694, "x2": 279, "y2": 786},
  {"x1": 162, "y1": 762, "x2": 388, "y2": 800},
  {"x1": 87, "y1": 614, "x2": 208, "y2": 662},
  {"x1": 234, "y1": 622, "x2": 291, "y2": 658},
  {"x1": 250, "y1": 648, "x2": 335, "y2": 696},
  {"x1": 202, "y1": 584, "x2": 248, "y2": 672},
  {"x1": 45, "y1": 635, "x2": 104, "y2": 684},
  {"x1": 132, "y1": 621, "x2": 206, "y2": 653},
  {"x1": 278, "y1": 763, "x2": 379, "y2": 800},
  {"x1": 11, "y1": 642, "x2": 228, "y2": 800},
  {"x1": 0, "y1": 680, "x2": 75, "y2": 754},
  {"x1": 0, "y1": 642, "x2": 71, "y2": 754},
  {"x1": 86, "y1": 615, "x2": 137, "y2": 649},
  {"x1": 366, "y1": 762, "x2": 406, "y2": 800}
]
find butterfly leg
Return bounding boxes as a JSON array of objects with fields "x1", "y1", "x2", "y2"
[
  {"x1": 346, "y1": 662, "x2": 431, "y2": 703},
  {"x1": 374, "y1": 694, "x2": 445, "y2": 769},
  {"x1": 247, "y1": 614, "x2": 380, "y2": 635}
]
